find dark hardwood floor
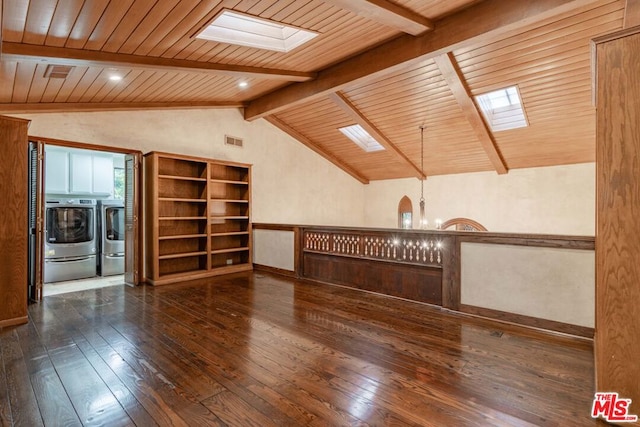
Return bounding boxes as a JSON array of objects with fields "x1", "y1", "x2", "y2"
[{"x1": 1, "y1": 272, "x2": 603, "y2": 426}]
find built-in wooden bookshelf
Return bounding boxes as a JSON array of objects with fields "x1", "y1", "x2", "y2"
[{"x1": 144, "y1": 152, "x2": 252, "y2": 285}]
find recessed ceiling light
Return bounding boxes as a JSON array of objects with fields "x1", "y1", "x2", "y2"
[
  {"x1": 109, "y1": 75, "x2": 122, "y2": 81},
  {"x1": 238, "y1": 81, "x2": 248, "y2": 89},
  {"x1": 195, "y1": 9, "x2": 318, "y2": 52},
  {"x1": 339, "y1": 124, "x2": 385, "y2": 152},
  {"x1": 475, "y1": 85, "x2": 528, "y2": 132}
]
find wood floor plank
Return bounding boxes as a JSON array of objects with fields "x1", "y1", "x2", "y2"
[
  {"x1": 13, "y1": 321, "x2": 82, "y2": 427},
  {"x1": 0, "y1": 271, "x2": 603, "y2": 426},
  {"x1": 0, "y1": 330, "x2": 44, "y2": 427}
]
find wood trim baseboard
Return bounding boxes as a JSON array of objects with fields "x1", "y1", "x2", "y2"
[
  {"x1": 458, "y1": 303, "x2": 594, "y2": 339},
  {"x1": 0, "y1": 316, "x2": 28, "y2": 328},
  {"x1": 254, "y1": 263, "x2": 297, "y2": 278}
]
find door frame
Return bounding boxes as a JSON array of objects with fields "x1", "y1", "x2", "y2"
[{"x1": 31, "y1": 135, "x2": 144, "y2": 296}]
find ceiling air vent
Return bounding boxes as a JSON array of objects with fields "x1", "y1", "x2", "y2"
[
  {"x1": 44, "y1": 65, "x2": 74, "y2": 79},
  {"x1": 225, "y1": 135, "x2": 243, "y2": 147}
]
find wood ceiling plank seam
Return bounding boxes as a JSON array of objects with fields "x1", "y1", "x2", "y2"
[
  {"x1": 264, "y1": 115, "x2": 370, "y2": 184},
  {"x1": 290, "y1": 3, "x2": 346, "y2": 29},
  {"x1": 101, "y1": 0, "x2": 160, "y2": 53},
  {"x1": 44, "y1": 0, "x2": 85, "y2": 47},
  {"x1": 347, "y1": 83, "x2": 452, "y2": 108},
  {"x1": 83, "y1": 0, "x2": 136, "y2": 52},
  {"x1": 132, "y1": 0, "x2": 203, "y2": 57},
  {"x1": 275, "y1": 103, "x2": 339, "y2": 120},
  {"x1": 0, "y1": 62, "x2": 18, "y2": 103},
  {"x1": 128, "y1": 71, "x2": 177, "y2": 103},
  {"x1": 456, "y1": 0, "x2": 619, "y2": 58},
  {"x1": 457, "y1": 18, "x2": 623, "y2": 75},
  {"x1": 53, "y1": 66, "x2": 90, "y2": 103},
  {"x1": 76, "y1": 71, "x2": 116, "y2": 103},
  {"x1": 358, "y1": 93, "x2": 460, "y2": 115},
  {"x1": 65, "y1": 0, "x2": 111, "y2": 49},
  {"x1": 180, "y1": 39, "x2": 229, "y2": 61},
  {"x1": 11, "y1": 62, "x2": 38, "y2": 103},
  {"x1": 213, "y1": 45, "x2": 259, "y2": 66},
  {"x1": 89, "y1": 71, "x2": 128, "y2": 103},
  {"x1": 329, "y1": 91, "x2": 426, "y2": 179},
  {"x1": 22, "y1": 0, "x2": 57, "y2": 45},
  {"x1": 454, "y1": 1, "x2": 624, "y2": 60},
  {"x1": 433, "y1": 52, "x2": 508, "y2": 174},
  {"x1": 169, "y1": 38, "x2": 209, "y2": 61},
  {"x1": 2, "y1": 0, "x2": 29, "y2": 43},
  {"x1": 120, "y1": 71, "x2": 168, "y2": 103},
  {"x1": 272, "y1": 0, "x2": 316, "y2": 22},
  {"x1": 117, "y1": 0, "x2": 183, "y2": 55},
  {"x1": 457, "y1": 24, "x2": 621, "y2": 76},
  {"x1": 111, "y1": 70, "x2": 160, "y2": 103},
  {"x1": 123, "y1": 70, "x2": 184, "y2": 103},
  {"x1": 464, "y1": 53, "x2": 591, "y2": 87},
  {"x1": 186, "y1": 77, "x2": 239, "y2": 101},
  {"x1": 148, "y1": 0, "x2": 234, "y2": 58},
  {"x1": 244, "y1": 0, "x2": 281, "y2": 16},
  {"x1": 346, "y1": 64, "x2": 441, "y2": 95},
  {"x1": 467, "y1": 60, "x2": 592, "y2": 94},
  {"x1": 260, "y1": 0, "x2": 299, "y2": 19},
  {"x1": 160, "y1": 73, "x2": 214, "y2": 102},
  {"x1": 63, "y1": 67, "x2": 103, "y2": 103},
  {"x1": 99, "y1": 69, "x2": 147, "y2": 103},
  {"x1": 156, "y1": 0, "x2": 242, "y2": 59},
  {"x1": 39, "y1": 70, "x2": 68, "y2": 103}
]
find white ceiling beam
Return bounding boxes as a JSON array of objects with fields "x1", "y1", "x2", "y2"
[{"x1": 322, "y1": 0, "x2": 433, "y2": 35}]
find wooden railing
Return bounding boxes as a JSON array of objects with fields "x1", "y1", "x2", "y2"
[{"x1": 253, "y1": 223, "x2": 595, "y2": 338}]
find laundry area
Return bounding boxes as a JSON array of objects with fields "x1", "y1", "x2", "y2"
[{"x1": 43, "y1": 145, "x2": 126, "y2": 295}]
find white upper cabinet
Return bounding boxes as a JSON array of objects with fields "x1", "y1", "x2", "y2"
[
  {"x1": 69, "y1": 151, "x2": 93, "y2": 194},
  {"x1": 45, "y1": 148, "x2": 70, "y2": 194},
  {"x1": 45, "y1": 146, "x2": 115, "y2": 197},
  {"x1": 92, "y1": 154, "x2": 114, "y2": 195}
]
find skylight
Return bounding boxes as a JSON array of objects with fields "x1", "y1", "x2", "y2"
[
  {"x1": 195, "y1": 10, "x2": 318, "y2": 52},
  {"x1": 339, "y1": 125, "x2": 385, "y2": 152},
  {"x1": 475, "y1": 86, "x2": 528, "y2": 132}
]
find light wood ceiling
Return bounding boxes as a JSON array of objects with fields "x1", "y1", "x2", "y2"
[{"x1": 0, "y1": 0, "x2": 633, "y2": 182}]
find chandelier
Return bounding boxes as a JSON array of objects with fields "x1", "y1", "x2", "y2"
[{"x1": 418, "y1": 125, "x2": 442, "y2": 230}]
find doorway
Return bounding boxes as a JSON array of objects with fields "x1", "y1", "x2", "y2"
[{"x1": 28, "y1": 137, "x2": 141, "y2": 301}]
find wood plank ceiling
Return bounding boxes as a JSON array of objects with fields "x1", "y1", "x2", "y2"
[{"x1": 0, "y1": 0, "x2": 628, "y2": 182}]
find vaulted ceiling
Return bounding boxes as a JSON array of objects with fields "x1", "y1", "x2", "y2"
[{"x1": 0, "y1": 0, "x2": 635, "y2": 182}]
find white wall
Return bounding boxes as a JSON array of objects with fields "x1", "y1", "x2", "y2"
[
  {"x1": 16, "y1": 109, "x2": 365, "y2": 226},
  {"x1": 363, "y1": 163, "x2": 595, "y2": 236},
  {"x1": 17, "y1": 109, "x2": 595, "y2": 235}
]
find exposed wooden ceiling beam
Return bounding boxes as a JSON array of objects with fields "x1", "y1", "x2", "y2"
[
  {"x1": 1, "y1": 42, "x2": 316, "y2": 82},
  {"x1": 264, "y1": 115, "x2": 370, "y2": 184},
  {"x1": 329, "y1": 91, "x2": 425, "y2": 179},
  {"x1": 244, "y1": 0, "x2": 602, "y2": 121},
  {"x1": 624, "y1": 0, "x2": 640, "y2": 27},
  {"x1": 433, "y1": 52, "x2": 508, "y2": 175},
  {"x1": 0, "y1": 102, "x2": 245, "y2": 114},
  {"x1": 322, "y1": 0, "x2": 433, "y2": 36}
]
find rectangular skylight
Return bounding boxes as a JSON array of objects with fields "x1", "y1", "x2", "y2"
[
  {"x1": 195, "y1": 10, "x2": 318, "y2": 52},
  {"x1": 339, "y1": 125, "x2": 385, "y2": 152},
  {"x1": 475, "y1": 86, "x2": 528, "y2": 132}
]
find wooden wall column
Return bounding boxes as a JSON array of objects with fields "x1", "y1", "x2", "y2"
[
  {"x1": 594, "y1": 27, "x2": 640, "y2": 424},
  {"x1": 0, "y1": 115, "x2": 30, "y2": 328}
]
